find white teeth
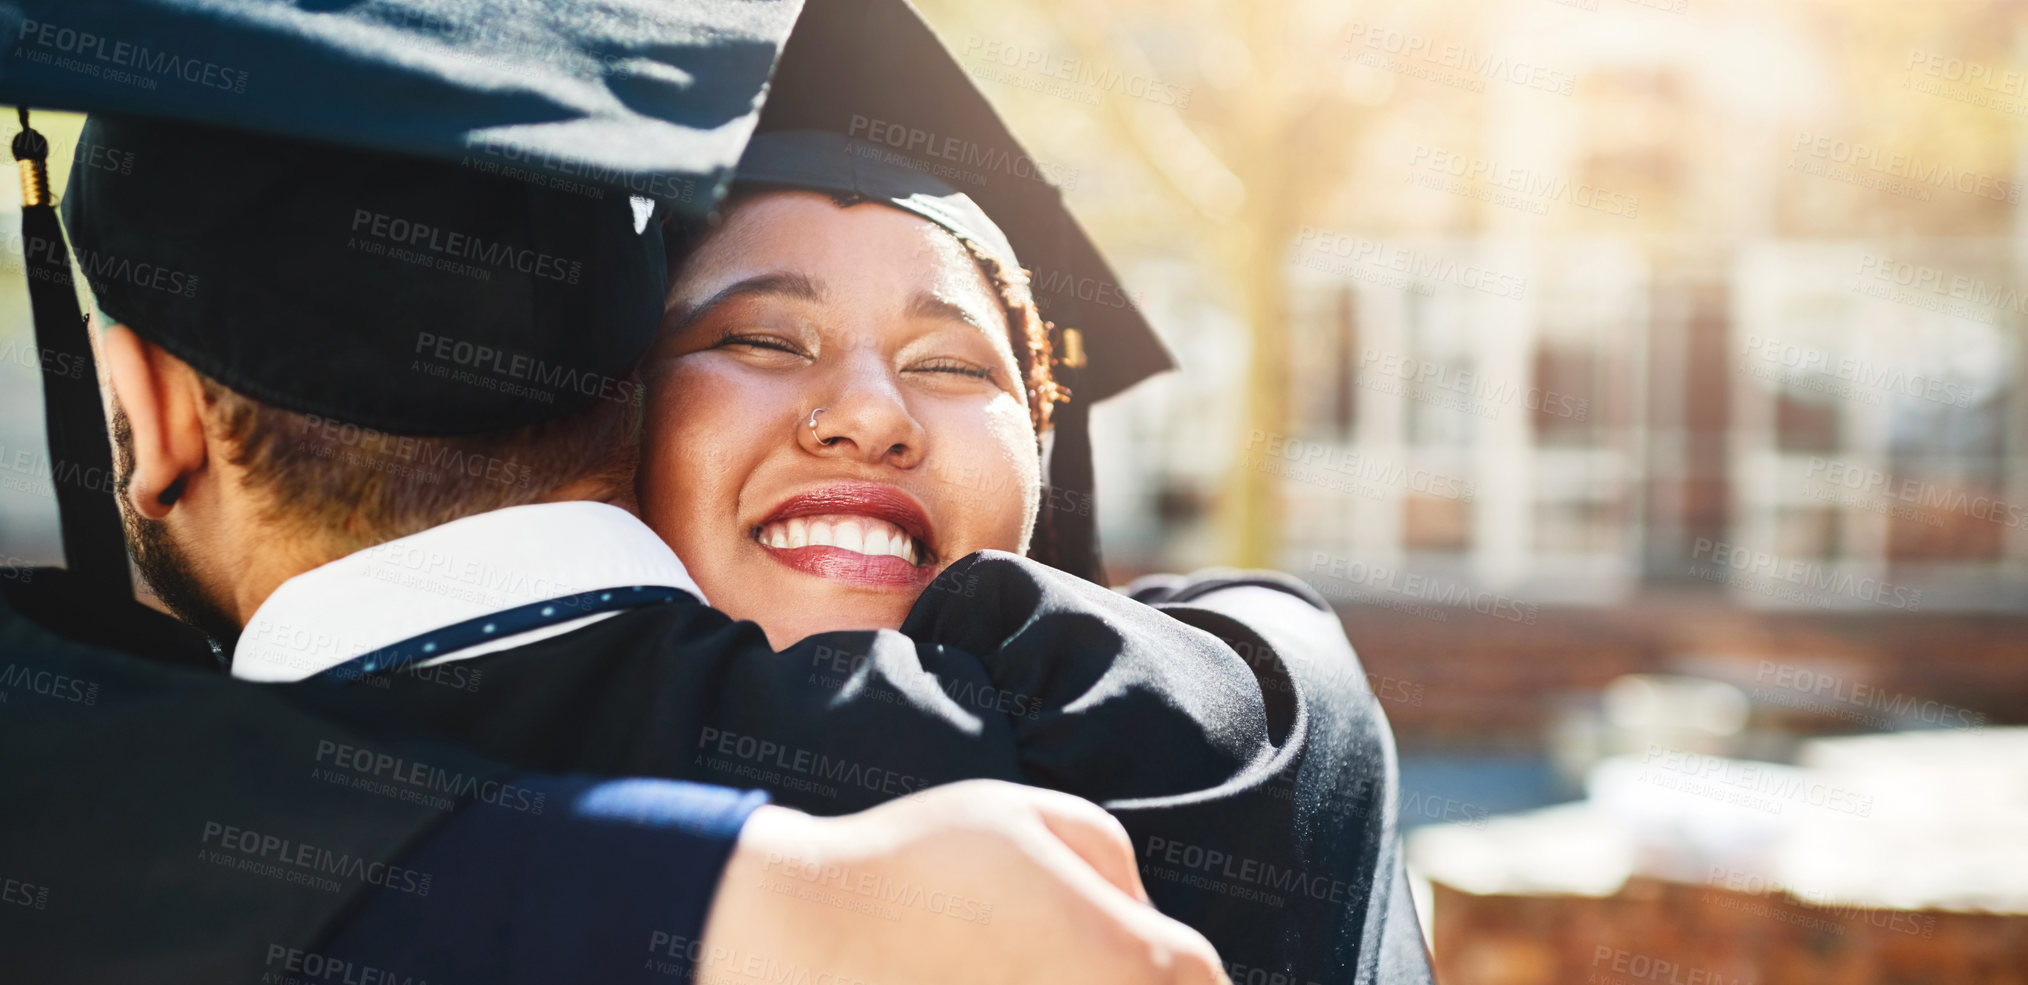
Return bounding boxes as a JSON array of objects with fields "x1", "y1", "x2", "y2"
[
  {"x1": 756, "y1": 513, "x2": 920, "y2": 564},
  {"x1": 833, "y1": 519, "x2": 865, "y2": 555}
]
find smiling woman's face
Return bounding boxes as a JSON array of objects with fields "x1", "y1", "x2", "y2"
[{"x1": 638, "y1": 190, "x2": 1042, "y2": 648}]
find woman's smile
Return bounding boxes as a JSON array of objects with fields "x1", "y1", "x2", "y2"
[{"x1": 750, "y1": 480, "x2": 938, "y2": 588}]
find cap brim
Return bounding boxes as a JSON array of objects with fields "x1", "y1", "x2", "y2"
[{"x1": 0, "y1": 0, "x2": 801, "y2": 209}]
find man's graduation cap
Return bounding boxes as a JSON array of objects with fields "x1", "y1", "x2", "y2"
[
  {"x1": 0, "y1": 0, "x2": 801, "y2": 600},
  {"x1": 750, "y1": 0, "x2": 1175, "y2": 583}
]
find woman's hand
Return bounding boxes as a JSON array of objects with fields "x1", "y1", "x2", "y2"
[{"x1": 700, "y1": 779, "x2": 1231, "y2": 985}]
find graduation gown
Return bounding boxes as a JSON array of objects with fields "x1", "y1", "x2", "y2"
[{"x1": 285, "y1": 551, "x2": 1434, "y2": 985}]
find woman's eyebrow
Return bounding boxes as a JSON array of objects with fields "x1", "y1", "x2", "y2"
[
  {"x1": 666, "y1": 272, "x2": 824, "y2": 334},
  {"x1": 906, "y1": 290, "x2": 993, "y2": 333}
]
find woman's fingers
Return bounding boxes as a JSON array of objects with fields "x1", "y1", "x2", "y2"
[
  {"x1": 1019, "y1": 783, "x2": 1153, "y2": 904},
  {"x1": 1001, "y1": 786, "x2": 1226, "y2": 985},
  {"x1": 709, "y1": 781, "x2": 1229, "y2": 985}
]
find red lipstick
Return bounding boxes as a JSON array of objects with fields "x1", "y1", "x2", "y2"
[{"x1": 752, "y1": 481, "x2": 937, "y2": 588}]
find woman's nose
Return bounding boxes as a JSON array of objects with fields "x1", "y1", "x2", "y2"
[{"x1": 799, "y1": 356, "x2": 926, "y2": 468}]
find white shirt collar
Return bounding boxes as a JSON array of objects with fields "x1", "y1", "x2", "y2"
[{"x1": 232, "y1": 501, "x2": 703, "y2": 682}]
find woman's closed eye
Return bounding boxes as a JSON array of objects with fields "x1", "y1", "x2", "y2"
[
  {"x1": 908, "y1": 356, "x2": 996, "y2": 381},
  {"x1": 715, "y1": 331, "x2": 810, "y2": 359},
  {"x1": 717, "y1": 328, "x2": 1000, "y2": 385}
]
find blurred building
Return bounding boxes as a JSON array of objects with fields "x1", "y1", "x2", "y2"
[{"x1": 1083, "y1": 3, "x2": 2028, "y2": 751}]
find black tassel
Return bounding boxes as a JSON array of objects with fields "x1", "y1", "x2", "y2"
[
  {"x1": 15, "y1": 108, "x2": 131, "y2": 599},
  {"x1": 1043, "y1": 389, "x2": 1105, "y2": 585},
  {"x1": 1031, "y1": 208, "x2": 1108, "y2": 586}
]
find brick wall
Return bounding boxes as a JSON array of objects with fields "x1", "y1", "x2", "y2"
[{"x1": 1334, "y1": 590, "x2": 2028, "y2": 747}]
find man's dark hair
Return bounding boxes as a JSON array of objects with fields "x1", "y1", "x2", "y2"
[{"x1": 194, "y1": 371, "x2": 641, "y2": 557}]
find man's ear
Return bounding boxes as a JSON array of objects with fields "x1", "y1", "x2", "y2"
[{"x1": 98, "y1": 324, "x2": 209, "y2": 520}]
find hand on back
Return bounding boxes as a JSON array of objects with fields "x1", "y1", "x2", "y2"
[{"x1": 701, "y1": 780, "x2": 1231, "y2": 985}]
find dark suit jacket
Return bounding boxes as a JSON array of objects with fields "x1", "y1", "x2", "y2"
[
  {"x1": 0, "y1": 571, "x2": 491, "y2": 980},
  {"x1": 1, "y1": 571, "x2": 780, "y2": 985}
]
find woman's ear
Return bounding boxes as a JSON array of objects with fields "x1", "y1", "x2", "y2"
[{"x1": 98, "y1": 324, "x2": 209, "y2": 520}]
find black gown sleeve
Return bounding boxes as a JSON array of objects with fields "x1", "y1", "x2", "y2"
[
  {"x1": 912, "y1": 554, "x2": 1435, "y2": 985},
  {"x1": 1121, "y1": 567, "x2": 1435, "y2": 985}
]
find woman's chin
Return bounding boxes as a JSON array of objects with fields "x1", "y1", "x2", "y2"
[
  {"x1": 694, "y1": 567, "x2": 919, "y2": 651},
  {"x1": 750, "y1": 602, "x2": 911, "y2": 652}
]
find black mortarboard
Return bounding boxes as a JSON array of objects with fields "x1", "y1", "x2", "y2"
[
  {"x1": 2, "y1": 0, "x2": 802, "y2": 598},
  {"x1": 747, "y1": 0, "x2": 1176, "y2": 584}
]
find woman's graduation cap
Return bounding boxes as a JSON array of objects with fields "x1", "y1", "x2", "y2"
[
  {"x1": 746, "y1": 0, "x2": 1176, "y2": 584},
  {"x1": 0, "y1": 0, "x2": 802, "y2": 600}
]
